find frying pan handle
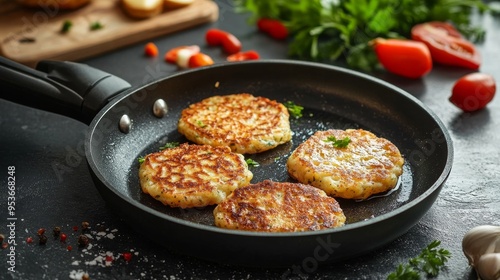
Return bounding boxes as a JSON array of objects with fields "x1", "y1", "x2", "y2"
[{"x1": 0, "y1": 56, "x2": 131, "y2": 124}]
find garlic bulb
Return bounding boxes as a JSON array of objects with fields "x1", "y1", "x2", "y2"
[
  {"x1": 462, "y1": 225, "x2": 500, "y2": 280},
  {"x1": 476, "y1": 253, "x2": 500, "y2": 280}
]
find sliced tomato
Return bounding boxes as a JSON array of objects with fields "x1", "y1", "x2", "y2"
[
  {"x1": 188, "y1": 53, "x2": 214, "y2": 68},
  {"x1": 449, "y1": 73, "x2": 496, "y2": 112},
  {"x1": 227, "y1": 50, "x2": 260, "y2": 61},
  {"x1": 411, "y1": 22, "x2": 481, "y2": 70},
  {"x1": 164, "y1": 45, "x2": 200, "y2": 64},
  {"x1": 144, "y1": 42, "x2": 159, "y2": 57},
  {"x1": 205, "y1": 28, "x2": 242, "y2": 54},
  {"x1": 373, "y1": 38, "x2": 432, "y2": 79},
  {"x1": 257, "y1": 18, "x2": 288, "y2": 40},
  {"x1": 205, "y1": 29, "x2": 227, "y2": 46}
]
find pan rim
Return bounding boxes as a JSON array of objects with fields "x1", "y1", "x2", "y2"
[{"x1": 86, "y1": 59, "x2": 454, "y2": 238}]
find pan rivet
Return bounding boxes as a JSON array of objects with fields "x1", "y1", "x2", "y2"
[
  {"x1": 153, "y1": 99, "x2": 168, "y2": 118},
  {"x1": 119, "y1": 114, "x2": 131, "y2": 134}
]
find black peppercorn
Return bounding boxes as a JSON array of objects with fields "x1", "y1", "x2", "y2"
[
  {"x1": 39, "y1": 234, "x2": 48, "y2": 245},
  {"x1": 81, "y1": 222, "x2": 90, "y2": 232},
  {"x1": 53, "y1": 227, "x2": 61, "y2": 237},
  {"x1": 77, "y1": 234, "x2": 90, "y2": 247}
]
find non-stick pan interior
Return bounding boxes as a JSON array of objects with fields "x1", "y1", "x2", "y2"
[{"x1": 88, "y1": 60, "x2": 451, "y2": 235}]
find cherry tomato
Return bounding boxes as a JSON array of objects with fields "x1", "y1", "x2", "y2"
[
  {"x1": 257, "y1": 18, "x2": 288, "y2": 40},
  {"x1": 164, "y1": 45, "x2": 200, "y2": 64},
  {"x1": 373, "y1": 38, "x2": 432, "y2": 79},
  {"x1": 205, "y1": 29, "x2": 227, "y2": 46},
  {"x1": 449, "y1": 73, "x2": 496, "y2": 112},
  {"x1": 411, "y1": 22, "x2": 481, "y2": 70},
  {"x1": 144, "y1": 42, "x2": 159, "y2": 57},
  {"x1": 227, "y1": 50, "x2": 260, "y2": 61},
  {"x1": 205, "y1": 28, "x2": 242, "y2": 54},
  {"x1": 188, "y1": 53, "x2": 214, "y2": 68}
]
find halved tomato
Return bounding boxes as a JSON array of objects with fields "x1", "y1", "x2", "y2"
[{"x1": 411, "y1": 21, "x2": 481, "y2": 70}]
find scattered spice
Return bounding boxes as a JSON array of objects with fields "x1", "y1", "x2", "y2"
[
  {"x1": 82, "y1": 221, "x2": 90, "y2": 231},
  {"x1": 122, "y1": 252, "x2": 133, "y2": 262},
  {"x1": 39, "y1": 234, "x2": 48, "y2": 245},
  {"x1": 61, "y1": 20, "x2": 73, "y2": 33},
  {"x1": 67, "y1": 245, "x2": 73, "y2": 251},
  {"x1": 78, "y1": 234, "x2": 90, "y2": 247},
  {"x1": 26, "y1": 237, "x2": 33, "y2": 244},
  {"x1": 60, "y1": 233, "x2": 68, "y2": 242},
  {"x1": 53, "y1": 226, "x2": 61, "y2": 237},
  {"x1": 37, "y1": 228, "x2": 46, "y2": 236},
  {"x1": 73, "y1": 226, "x2": 79, "y2": 232},
  {"x1": 82, "y1": 272, "x2": 90, "y2": 280},
  {"x1": 2, "y1": 243, "x2": 7, "y2": 249},
  {"x1": 0, "y1": 234, "x2": 4, "y2": 243},
  {"x1": 90, "y1": 21, "x2": 104, "y2": 31}
]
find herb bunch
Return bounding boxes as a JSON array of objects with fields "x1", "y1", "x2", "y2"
[
  {"x1": 234, "y1": 0, "x2": 488, "y2": 71},
  {"x1": 387, "y1": 240, "x2": 451, "y2": 280}
]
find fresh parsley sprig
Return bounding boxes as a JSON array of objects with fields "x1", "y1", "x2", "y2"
[
  {"x1": 283, "y1": 101, "x2": 304, "y2": 119},
  {"x1": 324, "y1": 135, "x2": 350, "y2": 148},
  {"x1": 245, "y1": 158, "x2": 260, "y2": 167},
  {"x1": 234, "y1": 0, "x2": 488, "y2": 71},
  {"x1": 387, "y1": 240, "x2": 451, "y2": 280}
]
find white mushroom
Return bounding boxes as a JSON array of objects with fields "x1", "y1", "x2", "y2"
[{"x1": 462, "y1": 225, "x2": 500, "y2": 280}]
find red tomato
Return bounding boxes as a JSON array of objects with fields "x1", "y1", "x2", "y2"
[
  {"x1": 144, "y1": 42, "x2": 159, "y2": 57},
  {"x1": 449, "y1": 73, "x2": 496, "y2": 112},
  {"x1": 411, "y1": 22, "x2": 481, "y2": 70},
  {"x1": 373, "y1": 38, "x2": 432, "y2": 79},
  {"x1": 164, "y1": 45, "x2": 200, "y2": 64},
  {"x1": 205, "y1": 28, "x2": 241, "y2": 54},
  {"x1": 257, "y1": 18, "x2": 288, "y2": 40},
  {"x1": 205, "y1": 29, "x2": 227, "y2": 46},
  {"x1": 227, "y1": 50, "x2": 260, "y2": 61},
  {"x1": 188, "y1": 53, "x2": 214, "y2": 68}
]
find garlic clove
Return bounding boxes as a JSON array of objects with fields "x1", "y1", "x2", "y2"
[
  {"x1": 476, "y1": 253, "x2": 500, "y2": 280},
  {"x1": 462, "y1": 225, "x2": 500, "y2": 267}
]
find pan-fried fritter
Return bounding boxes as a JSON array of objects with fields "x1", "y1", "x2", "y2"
[
  {"x1": 177, "y1": 93, "x2": 292, "y2": 154},
  {"x1": 139, "y1": 143, "x2": 253, "y2": 209},
  {"x1": 287, "y1": 129, "x2": 404, "y2": 200},
  {"x1": 213, "y1": 180, "x2": 346, "y2": 232}
]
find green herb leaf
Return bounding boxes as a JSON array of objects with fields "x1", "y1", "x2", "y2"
[
  {"x1": 61, "y1": 20, "x2": 72, "y2": 33},
  {"x1": 324, "y1": 136, "x2": 350, "y2": 148},
  {"x1": 196, "y1": 120, "x2": 207, "y2": 128},
  {"x1": 160, "y1": 142, "x2": 180, "y2": 150},
  {"x1": 283, "y1": 101, "x2": 304, "y2": 118},
  {"x1": 387, "y1": 240, "x2": 451, "y2": 280},
  {"x1": 138, "y1": 157, "x2": 145, "y2": 164},
  {"x1": 90, "y1": 21, "x2": 104, "y2": 31},
  {"x1": 245, "y1": 158, "x2": 260, "y2": 167}
]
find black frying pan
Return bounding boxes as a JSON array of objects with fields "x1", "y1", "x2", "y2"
[{"x1": 0, "y1": 57, "x2": 453, "y2": 267}]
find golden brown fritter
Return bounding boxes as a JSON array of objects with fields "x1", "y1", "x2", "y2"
[
  {"x1": 177, "y1": 93, "x2": 292, "y2": 154},
  {"x1": 213, "y1": 180, "x2": 346, "y2": 232},
  {"x1": 287, "y1": 129, "x2": 404, "y2": 200},
  {"x1": 139, "y1": 143, "x2": 253, "y2": 209}
]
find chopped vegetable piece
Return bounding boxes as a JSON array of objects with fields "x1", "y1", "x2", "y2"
[
  {"x1": 205, "y1": 28, "x2": 242, "y2": 54},
  {"x1": 245, "y1": 158, "x2": 260, "y2": 167},
  {"x1": 257, "y1": 18, "x2": 288, "y2": 40},
  {"x1": 90, "y1": 21, "x2": 104, "y2": 31},
  {"x1": 283, "y1": 101, "x2": 303, "y2": 118},
  {"x1": 411, "y1": 22, "x2": 481, "y2": 69},
  {"x1": 188, "y1": 53, "x2": 214, "y2": 68},
  {"x1": 144, "y1": 42, "x2": 159, "y2": 57},
  {"x1": 449, "y1": 73, "x2": 496, "y2": 112},
  {"x1": 324, "y1": 136, "x2": 350, "y2": 148},
  {"x1": 165, "y1": 45, "x2": 200, "y2": 63},
  {"x1": 227, "y1": 50, "x2": 260, "y2": 61},
  {"x1": 61, "y1": 20, "x2": 72, "y2": 33},
  {"x1": 372, "y1": 38, "x2": 432, "y2": 79}
]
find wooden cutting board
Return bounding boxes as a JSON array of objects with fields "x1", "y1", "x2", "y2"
[{"x1": 0, "y1": 0, "x2": 219, "y2": 67}]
